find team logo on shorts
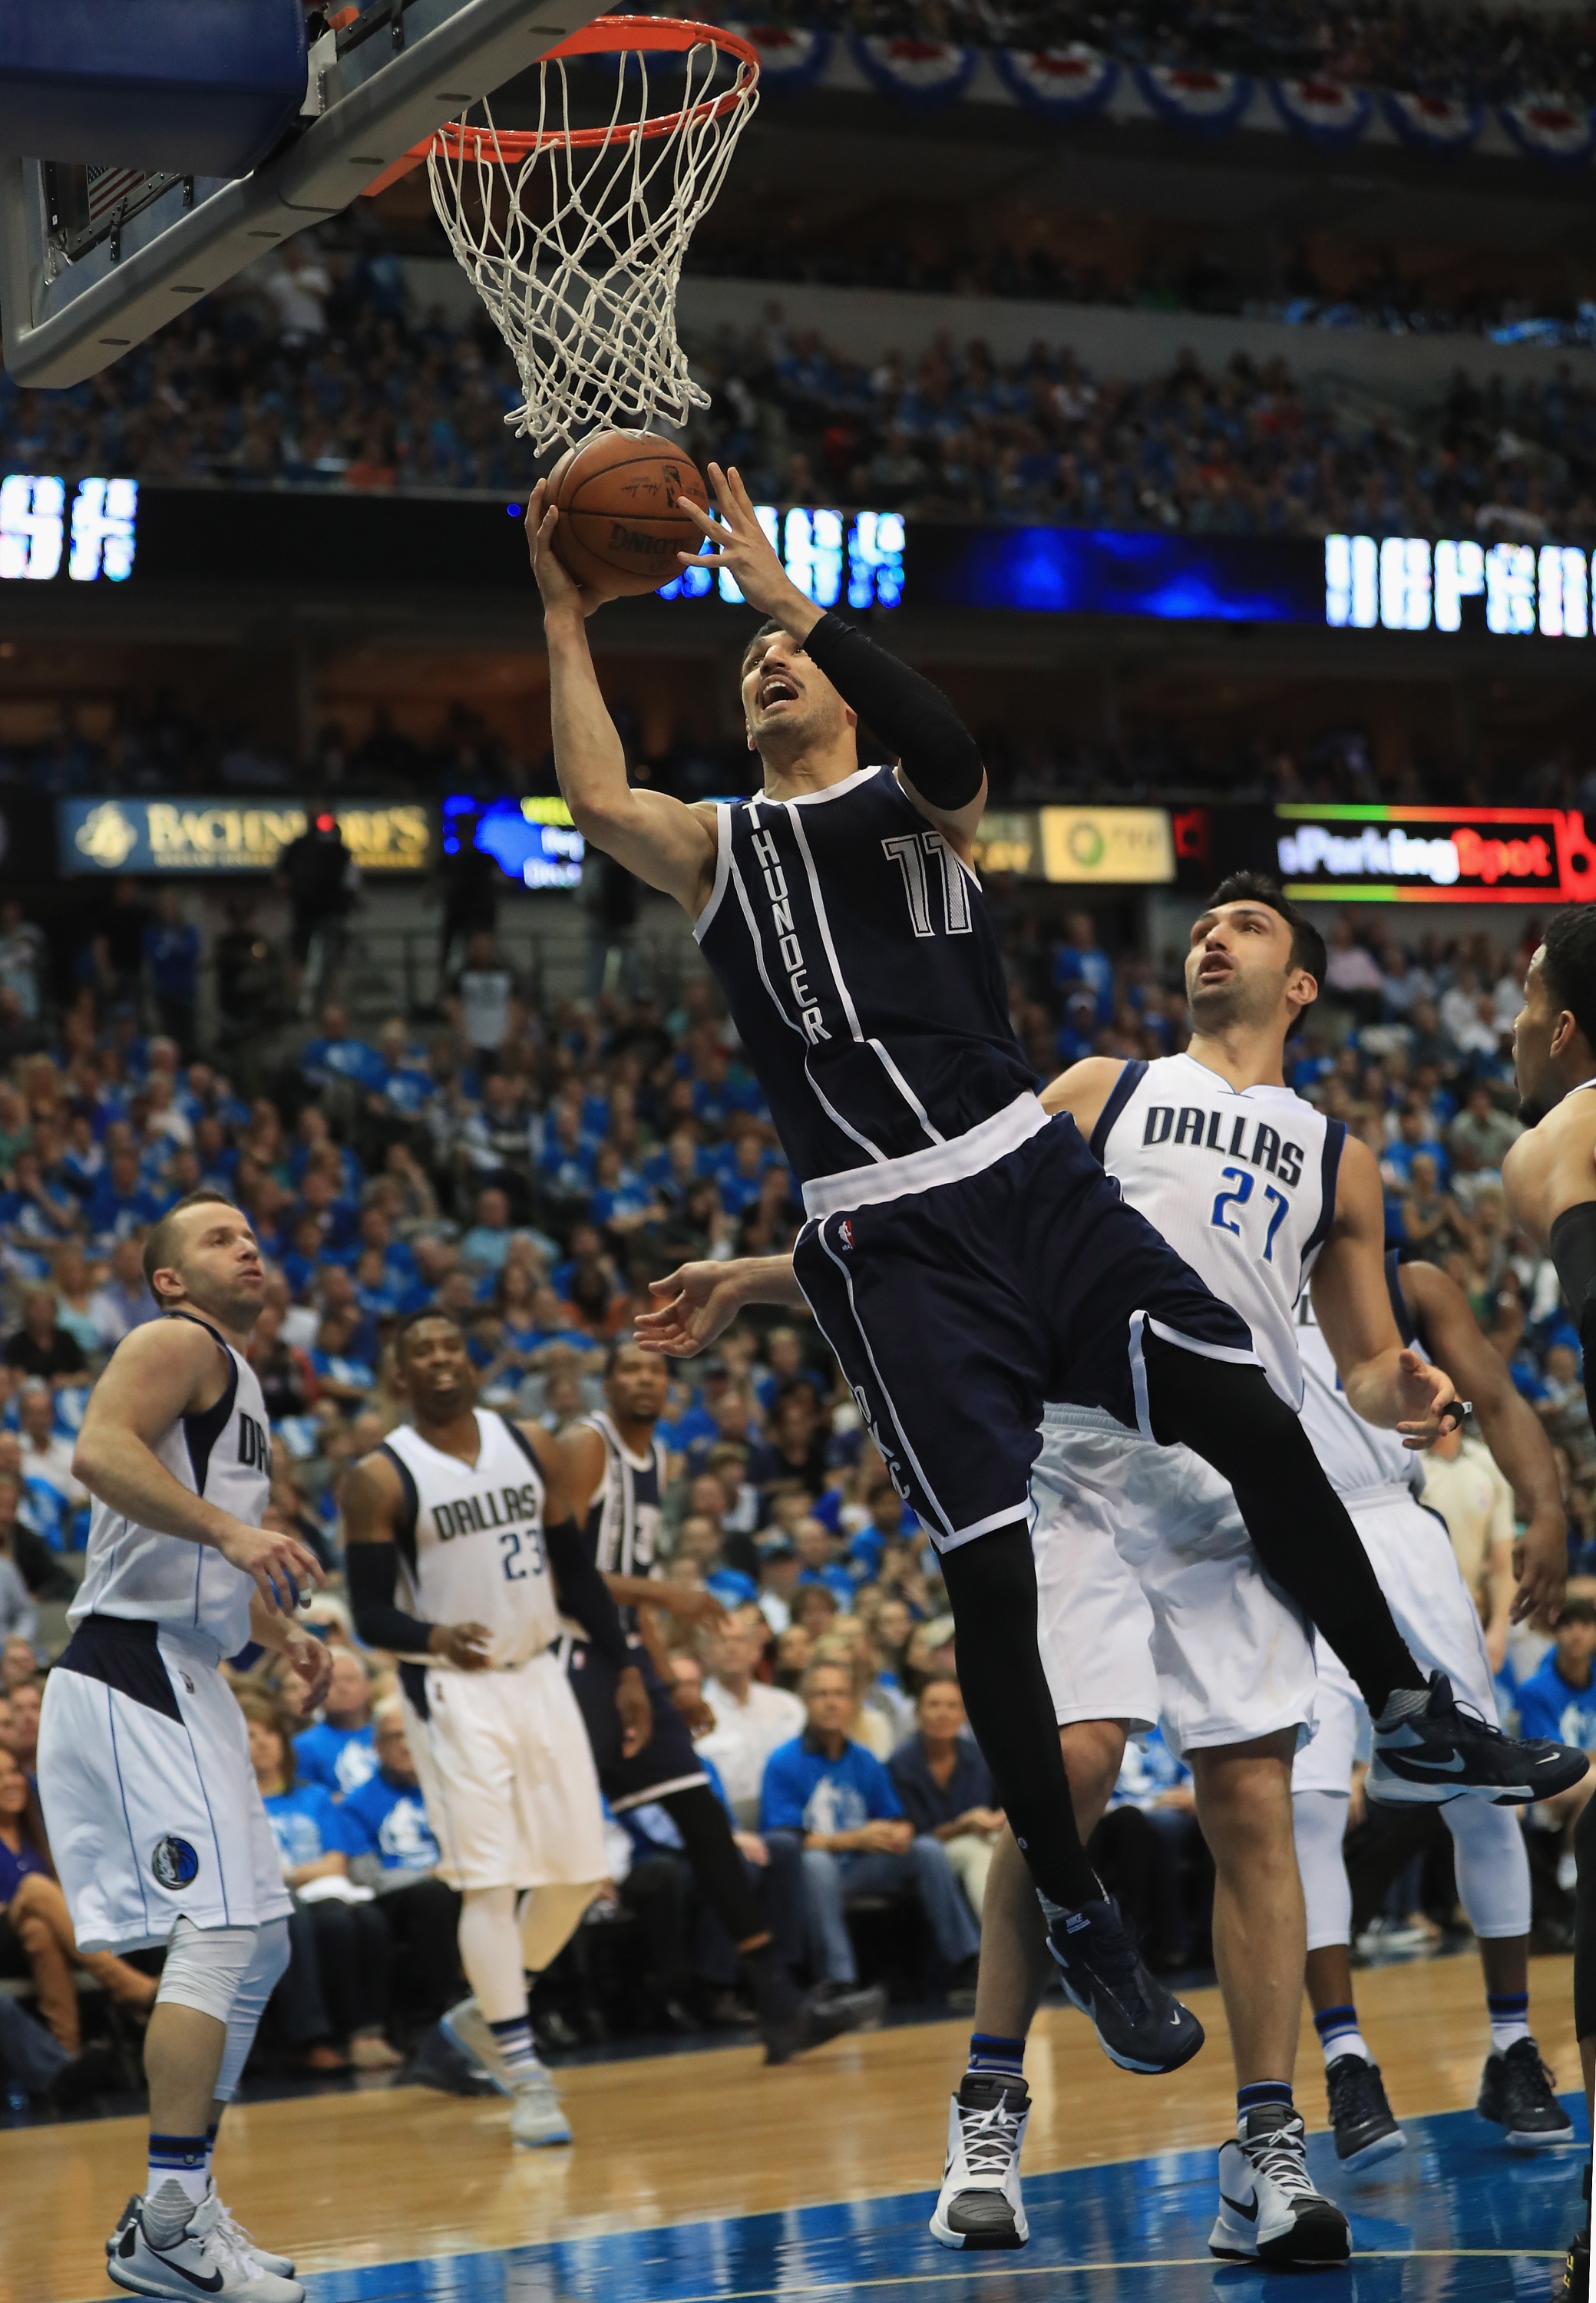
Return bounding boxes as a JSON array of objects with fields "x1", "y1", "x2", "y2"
[
  {"x1": 150, "y1": 1835, "x2": 200, "y2": 1889},
  {"x1": 839, "y1": 1221, "x2": 854, "y2": 1250}
]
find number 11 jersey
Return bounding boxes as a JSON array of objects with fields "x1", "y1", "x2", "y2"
[{"x1": 1092, "y1": 1051, "x2": 1343, "y2": 1409}]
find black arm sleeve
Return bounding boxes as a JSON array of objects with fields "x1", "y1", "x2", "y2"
[
  {"x1": 544, "y1": 1516, "x2": 633, "y2": 1672},
  {"x1": 1550, "y1": 1202, "x2": 1596, "y2": 1428},
  {"x1": 346, "y1": 1541, "x2": 435, "y2": 1655},
  {"x1": 801, "y1": 612, "x2": 983, "y2": 811}
]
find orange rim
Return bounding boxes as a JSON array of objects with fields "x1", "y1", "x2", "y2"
[{"x1": 362, "y1": 17, "x2": 758, "y2": 196}]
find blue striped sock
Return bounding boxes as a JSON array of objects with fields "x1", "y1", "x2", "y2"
[
  {"x1": 488, "y1": 2014, "x2": 539, "y2": 2078},
  {"x1": 1237, "y1": 2081, "x2": 1294, "y2": 2126},
  {"x1": 967, "y1": 2033, "x2": 1025, "y2": 2080},
  {"x1": 147, "y1": 2133, "x2": 209, "y2": 2211},
  {"x1": 1313, "y1": 2003, "x2": 1370, "y2": 2066},
  {"x1": 1486, "y1": 1991, "x2": 1530, "y2": 2053}
]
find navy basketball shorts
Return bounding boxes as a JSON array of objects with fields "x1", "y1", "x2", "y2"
[
  {"x1": 792, "y1": 1111, "x2": 1258, "y2": 1555},
  {"x1": 562, "y1": 1637, "x2": 711, "y2": 1813}
]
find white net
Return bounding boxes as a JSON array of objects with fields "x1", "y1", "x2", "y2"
[{"x1": 427, "y1": 27, "x2": 758, "y2": 454}]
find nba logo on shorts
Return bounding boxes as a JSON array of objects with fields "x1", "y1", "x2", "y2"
[
  {"x1": 150, "y1": 1835, "x2": 200, "y2": 1889},
  {"x1": 839, "y1": 1221, "x2": 854, "y2": 1250}
]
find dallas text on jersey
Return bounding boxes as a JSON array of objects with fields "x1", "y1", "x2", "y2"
[{"x1": 429, "y1": 1481, "x2": 543, "y2": 1544}]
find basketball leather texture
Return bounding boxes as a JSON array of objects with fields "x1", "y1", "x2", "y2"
[{"x1": 551, "y1": 432, "x2": 706, "y2": 598}]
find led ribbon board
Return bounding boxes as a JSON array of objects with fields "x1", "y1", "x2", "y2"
[
  {"x1": 1276, "y1": 804, "x2": 1596, "y2": 904},
  {"x1": 442, "y1": 795, "x2": 584, "y2": 890}
]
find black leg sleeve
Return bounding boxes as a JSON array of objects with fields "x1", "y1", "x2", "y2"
[
  {"x1": 1574, "y1": 1794, "x2": 1596, "y2": 2042},
  {"x1": 1143, "y1": 1337, "x2": 1426, "y2": 1714},
  {"x1": 940, "y1": 1522, "x2": 1101, "y2": 1909},
  {"x1": 660, "y1": 1786, "x2": 767, "y2": 1944}
]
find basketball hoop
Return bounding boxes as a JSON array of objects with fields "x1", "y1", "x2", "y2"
[{"x1": 370, "y1": 17, "x2": 758, "y2": 454}]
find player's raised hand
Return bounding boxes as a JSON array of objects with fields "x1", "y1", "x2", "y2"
[
  {"x1": 657, "y1": 1581, "x2": 729, "y2": 1630},
  {"x1": 616, "y1": 1664, "x2": 654, "y2": 1759},
  {"x1": 1393, "y1": 1349, "x2": 1464, "y2": 1449},
  {"x1": 676, "y1": 463, "x2": 814, "y2": 629},
  {"x1": 216, "y1": 1518, "x2": 325, "y2": 1615},
  {"x1": 431, "y1": 1620, "x2": 494, "y2": 1670},
  {"x1": 636, "y1": 1261, "x2": 748, "y2": 1357},
  {"x1": 525, "y1": 482, "x2": 604, "y2": 621}
]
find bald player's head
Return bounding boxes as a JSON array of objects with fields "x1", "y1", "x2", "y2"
[{"x1": 141, "y1": 1191, "x2": 266, "y2": 1335}]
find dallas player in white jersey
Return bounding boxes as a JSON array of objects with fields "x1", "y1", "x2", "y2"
[
  {"x1": 1292, "y1": 1253, "x2": 1571, "y2": 2166},
  {"x1": 36, "y1": 1191, "x2": 332, "y2": 2300},
  {"x1": 344, "y1": 1312, "x2": 650, "y2": 2146}
]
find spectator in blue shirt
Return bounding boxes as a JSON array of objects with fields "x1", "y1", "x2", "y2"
[
  {"x1": 1053, "y1": 911, "x2": 1113, "y2": 1023},
  {"x1": 84, "y1": 1148, "x2": 167, "y2": 1242},
  {"x1": 143, "y1": 890, "x2": 200, "y2": 1056},
  {"x1": 760, "y1": 1660, "x2": 980, "y2": 1991},
  {"x1": 245, "y1": 1700, "x2": 402, "y2": 2071},
  {"x1": 1517, "y1": 1602, "x2": 1596, "y2": 1754},
  {"x1": 887, "y1": 1676, "x2": 1003, "y2": 1923},
  {"x1": 338, "y1": 1703, "x2": 464, "y2": 2022},
  {"x1": 293, "y1": 1649, "x2": 380, "y2": 1798},
  {"x1": 301, "y1": 1002, "x2": 386, "y2": 1094}
]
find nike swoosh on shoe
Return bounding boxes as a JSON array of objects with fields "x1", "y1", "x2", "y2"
[
  {"x1": 1221, "y1": 2192, "x2": 1260, "y2": 2222},
  {"x1": 1395, "y1": 1753, "x2": 1466, "y2": 1771}
]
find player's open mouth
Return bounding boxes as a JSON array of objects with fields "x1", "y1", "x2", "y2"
[
  {"x1": 1197, "y1": 953, "x2": 1233, "y2": 982},
  {"x1": 758, "y1": 673, "x2": 798, "y2": 708}
]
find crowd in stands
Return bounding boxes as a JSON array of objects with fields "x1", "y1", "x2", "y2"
[
  {"x1": 7, "y1": 231, "x2": 1595, "y2": 547},
  {"x1": 0, "y1": 880, "x2": 1593, "y2": 2100},
  {"x1": 714, "y1": 0, "x2": 1596, "y2": 110}
]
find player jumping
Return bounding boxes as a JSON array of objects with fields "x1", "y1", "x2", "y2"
[{"x1": 530, "y1": 464, "x2": 1581, "y2": 2083}]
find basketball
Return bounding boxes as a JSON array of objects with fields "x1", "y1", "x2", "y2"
[{"x1": 549, "y1": 431, "x2": 707, "y2": 599}]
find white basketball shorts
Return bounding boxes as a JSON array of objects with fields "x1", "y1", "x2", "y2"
[
  {"x1": 37, "y1": 1614, "x2": 289, "y2": 1954},
  {"x1": 1033, "y1": 1406, "x2": 1317, "y2": 1757},
  {"x1": 401, "y1": 1646, "x2": 606, "y2": 1892},
  {"x1": 1293, "y1": 1484, "x2": 1499, "y2": 1796}
]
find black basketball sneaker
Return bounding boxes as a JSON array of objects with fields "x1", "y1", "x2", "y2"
[
  {"x1": 1370, "y1": 1673, "x2": 1588, "y2": 1806},
  {"x1": 1044, "y1": 1892, "x2": 1204, "y2": 2074}
]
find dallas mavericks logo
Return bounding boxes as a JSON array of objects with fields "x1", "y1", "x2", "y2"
[{"x1": 151, "y1": 1835, "x2": 200, "y2": 1889}]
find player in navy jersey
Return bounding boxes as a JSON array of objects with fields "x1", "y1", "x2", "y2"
[{"x1": 528, "y1": 464, "x2": 1562, "y2": 2078}]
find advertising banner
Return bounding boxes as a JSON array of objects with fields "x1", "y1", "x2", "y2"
[
  {"x1": 1274, "y1": 803, "x2": 1596, "y2": 904},
  {"x1": 57, "y1": 798, "x2": 431, "y2": 874}
]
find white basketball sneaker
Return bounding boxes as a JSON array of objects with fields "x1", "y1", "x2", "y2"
[
  {"x1": 107, "y1": 2185, "x2": 305, "y2": 2301},
  {"x1": 511, "y1": 2063, "x2": 573, "y2": 2147},
  {"x1": 1208, "y1": 2105, "x2": 1350, "y2": 2268},
  {"x1": 930, "y1": 2071, "x2": 1030, "y2": 2249},
  {"x1": 108, "y1": 2192, "x2": 296, "y2": 2278}
]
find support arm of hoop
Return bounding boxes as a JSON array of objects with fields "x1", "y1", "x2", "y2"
[{"x1": 802, "y1": 613, "x2": 985, "y2": 814}]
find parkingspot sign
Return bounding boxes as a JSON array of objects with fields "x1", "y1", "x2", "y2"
[{"x1": 1277, "y1": 803, "x2": 1596, "y2": 904}]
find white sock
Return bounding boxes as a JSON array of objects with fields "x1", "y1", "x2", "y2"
[
  {"x1": 1313, "y1": 2004, "x2": 1371, "y2": 2066},
  {"x1": 1487, "y1": 1991, "x2": 1532, "y2": 2054}
]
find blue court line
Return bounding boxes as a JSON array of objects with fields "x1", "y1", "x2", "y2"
[{"x1": 269, "y1": 2096, "x2": 1591, "y2": 2303}]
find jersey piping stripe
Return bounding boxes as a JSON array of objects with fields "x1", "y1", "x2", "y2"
[
  {"x1": 1385, "y1": 1246, "x2": 1419, "y2": 1348},
  {"x1": 815, "y1": 1218, "x2": 956, "y2": 1541},
  {"x1": 804, "y1": 1055, "x2": 889, "y2": 1165},
  {"x1": 727, "y1": 853, "x2": 808, "y2": 1041},
  {"x1": 867, "y1": 1039, "x2": 944, "y2": 1145},
  {"x1": 178, "y1": 1688, "x2": 231, "y2": 1925},
  {"x1": 783, "y1": 801, "x2": 871, "y2": 1045},
  {"x1": 104, "y1": 1680, "x2": 154, "y2": 1935},
  {"x1": 1298, "y1": 1117, "x2": 1347, "y2": 1277},
  {"x1": 1089, "y1": 1058, "x2": 1148, "y2": 1162},
  {"x1": 692, "y1": 803, "x2": 734, "y2": 947},
  {"x1": 780, "y1": 762, "x2": 884, "y2": 808}
]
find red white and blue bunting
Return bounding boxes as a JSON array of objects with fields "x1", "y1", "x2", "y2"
[
  {"x1": 1499, "y1": 92, "x2": 1596, "y2": 164},
  {"x1": 848, "y1": 34, "x2": 977, "y2": 106},
  {"x1": 993, "y1": 44, "x2": 1119, "y2": 119},
  {"x1": 1134, "y1": 63, "x2": 1254, "y2": 133},
  {"x1": 1382, "y1": 91, "x2": 1482, "y2": 150},
  {"x1": 727, "y1": 21, "x2": 831, "y2": 93},
  {"x1": 726, "y1": 25, "x2": 1596, "y2": 170},
  {"x1": 1270, "y1": 76, "x2": 1372, "y2": 146}
]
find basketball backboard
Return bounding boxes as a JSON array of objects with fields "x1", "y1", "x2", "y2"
[{"x1": 0, "y1": 0, "x2": 606, "y2": 389}]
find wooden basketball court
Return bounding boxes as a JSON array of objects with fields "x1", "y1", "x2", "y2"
[{"x1": 1, "y1": 1953, "x2": 1585, "y2": 2303}]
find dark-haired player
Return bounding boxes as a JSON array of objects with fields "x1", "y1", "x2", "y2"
[
  {"x1": 38, "y1": 1192, "x2": 330, "y2": 2297},
  {"x1": 530, "y1": 462, "x2": 1575, "y2": 2087},
  {"x1": 342, "y1": 1313, "x2": 649, "y2": 2147},
  {"x1": 1502, "y1": 907, "x2": 1596, "y2": 2301},
  {"x1": 559, "y1": 1338, "x2": 881, "y2": 2058}
]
